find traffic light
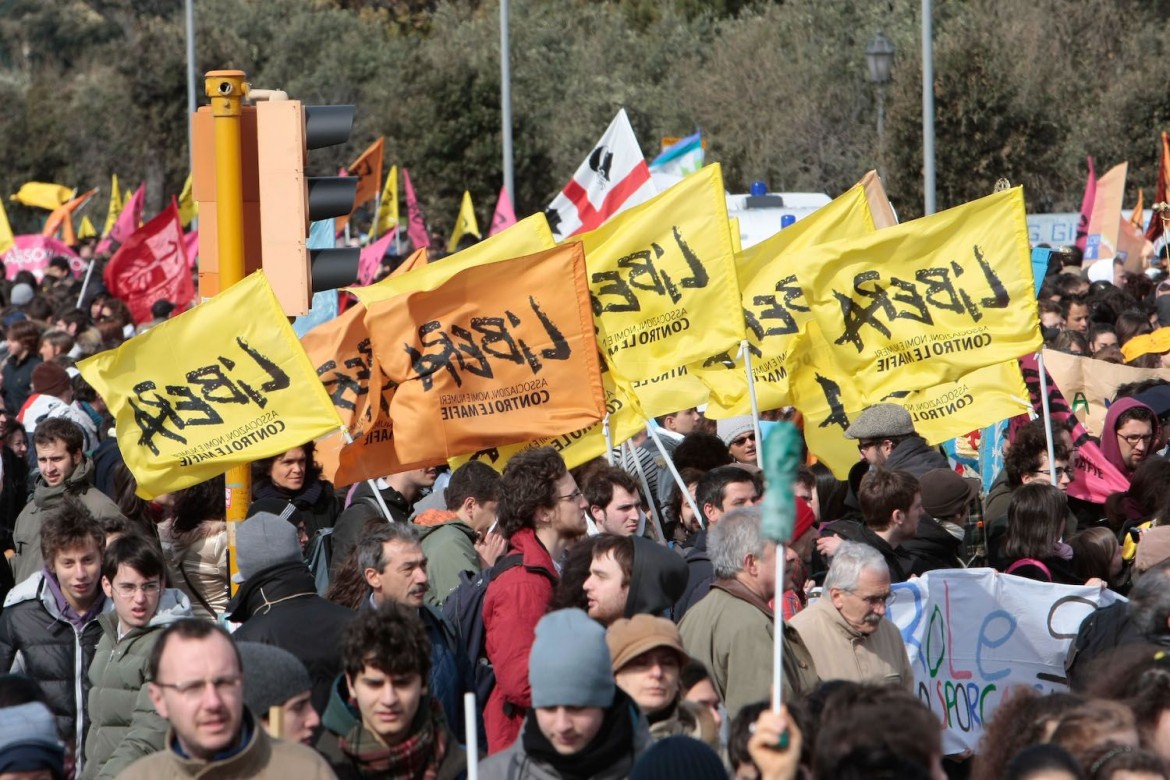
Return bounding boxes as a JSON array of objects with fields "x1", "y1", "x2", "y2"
[{"x1": 256, "y1": 100, "x2": 360, "y2": 315}]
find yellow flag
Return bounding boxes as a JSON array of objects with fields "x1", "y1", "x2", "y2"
[
  {"x1": 621, "y1": 365, "x2": 709, "y2": 420},
  {"x1": 0, "y1": 197, "x2": 13, "y2": 256},
  {"x1": 10, "y1": 182, "x2": 73, "y2": 211},
  {"x1": 695, "y1": 175, "x2": 882, "y2": 418},
  {"x1": 450, "y1": 365, "x2": 647, "y2": 472},
  {"x1": 103, "y1": 175, "x2": 123, "y2": 237},
  {"x1": 375, "y1": 165, "x2": 399, "y2": 237},
  {"x1": 799, "y1": 187, "x2": 1040, "y2": 401},
  {"x1": 78, "y1": 271, "x2": 343, "y2": 498},
  {"x1": 350, "y1": 212, "x2": 555, "y2": 305},
  {"x1": 793, "y1": 321, "x2": 1030, "y2": 477},
  {"x1": 578, "y1": 163, "x2": 743, "y2": 384},
  {"x1": 178, "y1": 172, "x2": 197, "y2": 227},
  {"x1": 77, "y1": 216, "x2": 97, "y2": 239},
  {"x1": 447, "y1": 190, "x2": 481, "y2": 252}
]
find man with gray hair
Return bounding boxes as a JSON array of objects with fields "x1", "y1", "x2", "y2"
[
  {"x1": 790, "y1": 541, "x2": 913, "y2": 689},
  {"x1": 678, "y1": 507, "x2": 818, "y2": 719}
]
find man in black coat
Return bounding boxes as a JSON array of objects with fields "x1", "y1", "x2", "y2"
[{"x1": 224, "y1": 512, "x2": 354, "y2": 719}]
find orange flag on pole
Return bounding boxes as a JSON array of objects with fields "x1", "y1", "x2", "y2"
[
  {"x1": 363, "y1": 242, "x2": 605, "y2": 467},
  {"x1": 349, "y1": 138, "x2": 385, "y2": 210},
  {"x1": 41, "y1": 188, "x2": 98, "y2": 244}
]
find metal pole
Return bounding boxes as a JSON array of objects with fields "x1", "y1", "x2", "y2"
[
  {"x1": 185, "y1": 0, "x2": 197, "y2": 177},
  {"x1": 500, "y1": 0, "x2": 515, "y2": 211},
  {"x1": 206, "y1": 70, "x2": 251, "y2": 588},
  {"x1": 922, "y1": 0, "x2": 936, "y2": 215},
  {"x1": 876, "y1": 84, "x2": 887, "y2": 185}
]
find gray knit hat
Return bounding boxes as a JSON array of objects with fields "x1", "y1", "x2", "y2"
[
  {"x1": 845, "y1": 403, "x2": 914, "y2": 440},
  {"x1": 529, "y1": 608, "x2": 615, "y2": 709},
  {"x1": 9, "y1": 283, "x2": 33, "y2": 308},
  {"x1": 233, "y1": 512, "x2": 303, "y2": 583},
  {"x1": 0, "y1": 702, "x2": 64, "y2": 776},
  {"x1": 716, "y1": 416, "x2": 754, "y2": 447},
  {"x1": 237, "y1": 641, "x2": 312, "y2": 715}
]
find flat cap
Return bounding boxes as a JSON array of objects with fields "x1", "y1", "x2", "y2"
[{"x1": 845, "y1": 403, "x2": 914, "y2": 440}]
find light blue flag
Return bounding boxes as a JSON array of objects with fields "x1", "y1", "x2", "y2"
[
  {"x1": 649, "y1": 131, "x2": 704, "y2": 176},
  {"x1": 293, "y1": 219, "x2": 340, "y2": 337}
]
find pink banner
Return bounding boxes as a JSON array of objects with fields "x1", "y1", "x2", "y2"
[
  {"x1": 489, "y1": 186, "x2": 517, "y2": 236},
  {"x1": 184, "y1": 230, "x2": 198, "y2": 270},
  {"x1": 357, "y1": 229, "x2": 396, "y2": 286},
  {"x1": 97, "y1": 183, "x2": 145, "y2": 255},
  {"x1": 1075, "y1": 156, "x2": 1096, "y2": 253},
  {"x1": 402, "y1": 168, "x2": 431, "y2": 250},
  {"x1": 1, "y1": 235, "x2": 83, "y2": 280}
]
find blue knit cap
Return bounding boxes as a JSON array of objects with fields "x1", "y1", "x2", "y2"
[
  {"x1": 0, "y1": 702, "x2": 64, "y2": 777},
  {"x1": 529, "y1": 608, "x2": 615, "y2": 709}
]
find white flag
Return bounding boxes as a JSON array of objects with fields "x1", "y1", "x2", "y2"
[{"x1": 544, "y1": 109, "x2": 657, "y2": 241}]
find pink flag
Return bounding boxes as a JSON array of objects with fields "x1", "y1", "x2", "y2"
[
  {"x1": 184, "y1": 230, "x2": 199, "y2": 270},
  {"x1": 489, "y1": 186, "x2": 517, "y2": 236},
  {"x1": 103, "y1": 201, "x2": 194, "y2": 324},
  {"x1": 1, "y1": 235, "x2": 82, "y2": 280},
  {"x1": 403, "y1": 168, "x2": 431, "y2": 250},
  {"x1": 1074, "y1": 157, "x2": 1096, "y2": 252},
  {"x1": 97, "y1": 183, "x2": 145, "y2": 255},
  {"x1": 357, "y1": 229, "x2": 396, "y2": 286}
]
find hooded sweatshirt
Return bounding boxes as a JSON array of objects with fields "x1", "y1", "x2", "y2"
[
  {"x1": 1101, "y1": 397, "x2": 1159, "y2": 479},
  {"x1": 625, "y1": 536, "x2": 688, "y2": 618},
  {"x1": 414, "y1": 508, "x2": 480, "y2": 607}
]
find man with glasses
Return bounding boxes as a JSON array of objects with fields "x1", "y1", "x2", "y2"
[
  {"x1": 845, "y1": 403, "x2": 948, "y2": 476},
  {"x1": 791, "y1": 541, "x2": 913, "y2": 689},
  {"x1": 83, "y1": 534, "x2": 192, "y2": 779},
  {"x1": 482, "y1": 447, "x2": 586, "y2": 753},
  {"x1": 1102, "y1": 398, "x2": 1159, "y2": 480},
  {"x1": 122, "y1": 620, "x2": 334, "y2": 779}
]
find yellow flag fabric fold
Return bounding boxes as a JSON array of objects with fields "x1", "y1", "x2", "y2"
[
  {"x1": 103, "y1": 175, "x2": 123, "y2": 237},
  {"x1": 79, "y1": 271, "x2": 343, "y2": 498},
  {"x1": 77, "y1": 216, "x2": 97, "y2": 240},
  {"x1": 577, "y1": 163, "x2": 743, "y2": 384},
  {"x1": 365, "y1": 242, "x2": 606, "y2": 467},
  {"x1": 447, "y1": 190, "x2": 481, "y2": 252},
  {"x1": 11, "y1": 182, "x2": 73, "y2": 211},
  {"x1": 0, "y1": 198, "x2": 13, "y2": 256},
  {"x1": 375, "y1": 165, "x2": 399, "y2": 237},
  {"x1": 178, "y1": 173, "x2": 198, "y2": 227},
  {"x1": 799, "y1": 187, "x2": 1040, "y2": 401}
]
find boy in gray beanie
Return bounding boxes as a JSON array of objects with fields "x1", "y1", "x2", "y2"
[
  {"x1": 479, "y1": 608, "x2": 651, "y2": 779},
  {"x1": 237, "y1": 642, "x2": 319, "y2": 746}
]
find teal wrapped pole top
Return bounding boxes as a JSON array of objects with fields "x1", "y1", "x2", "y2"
[{"x1": 761, "y1": 422, "x2": 802, "y2": 543}]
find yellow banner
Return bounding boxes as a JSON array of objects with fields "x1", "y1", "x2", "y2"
[
  {"x1": 350, "y1": 212, "x2": 555, "y2": 305},
  {"x1": 695, "y1": 176, "x2": 882, "y2": 418},
  {"x1": 0, "y1": 197, "x2": 12, "y2": 255},
  {"x1": 578, "y1": 164, "x2": 743, "y2": 383},
  {"x1": 79, "y1": 272, "x2": 343, "y2": 498},
  {"x1": 178, "y1": 172, "x2": 198, "y2": 227},
  {"x1": 10, "y1": 182, "x2": 73, "y2": 211},
  {"x1": 799, "y1": 187, "x2": 1040, "y2": 401},
  {"x1": 793, "y1": 322, "x2": 1030, "y2": 477},
  {"x1": 77, "y1": 215, "x2": 97, "y2": 239},
  {"x1": 366, "y1": 243, "x2": 606, "y2": 467},
  {"x1": 447, "y1": 190, "x2": 481, "y2": 252},
  {"x1": 375, "y1": 165, "x2": 399, "y2": 237},
  {"x1": 103, "y1": 175, "x2": 122, "y2": 237}
]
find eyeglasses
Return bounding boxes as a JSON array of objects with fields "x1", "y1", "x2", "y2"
[
  {"x1": 1118, "y1": 433, "x2": 1155, "y2": 446},
  {"x1": 557, "y1": 489, "x2": 582, "y2": 503},
  {"x1": 113, "y1": 581, "x2": 161, "y2": 597},
  {"x1": 846, "y1": 590, "x2": 892, "y2": 607},
  {"x1": 1031, "y1": 467, "x2": 1075, "y2": 479},
  {"x1": 730, "y1": 433, "x2": 756, "y2": 448},
  {"x1": 153, "y1": 674, "x2": 242, "y2": 699},
  {"x1": 856, "y1": 440, "x2": 881, "y2": 453}
]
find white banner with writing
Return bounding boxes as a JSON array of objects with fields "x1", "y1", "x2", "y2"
[{"x1": 888, "y1": 568, "x2": 1122, "y2": 754}]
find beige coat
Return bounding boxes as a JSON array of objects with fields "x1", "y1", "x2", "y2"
[
  {"x1": 789, "y1": 595, "x2": 914, "y2": 690},
  {"x1": 158, "y1": 520, "x2": 230, "y2": 620}
]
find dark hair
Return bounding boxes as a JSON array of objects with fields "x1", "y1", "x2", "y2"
[
  {"x1": 1005, "y1": 419, "x2": 1071, "y2": 488},
  {"x1": 444, "y1": 460, "x2": 501, "y2": 512},
  {"x1": 342, "y1": 601, "x2": 431, "y2": 682},
  {"x1": 40, "y1": 496, "x2": 104, "y2": 563},
  {"x1": 671, "y1": 432, "x2": 734, "y2": 473},
  {"x1": 1087, "y1": 745, "x2": 1166, "y2": 779},
  {"x1": 1052, "y1": 329, "x2": 1090, "y2": 355},
  {"x1": 1057, "y1": 276, "x2": 1089, "y2": 297},
  {"x1": 813, "y1": 684, "x2": 941, "y2": 778},
  {"x1": 666, "y1": 466, "x2": 704, "y2": 528},
  {"x1": 0, "y1": 674, "x2": 51, "y2": 710},
  {"x1": 251, "y1": 442, "x2": 324, "y2": 489},
  {"x1": 1069, "y1": 527, "x2": 1119, "y2": 584},
  {"x1": 810, "y1": 462, "x2": 848, "y2": 523},
  {"x1": 695, "y1": 466, "x2": 755, "y2": 523},
  {"x1": 150, "y1": 299, "x2": 176, "y2": 320},
  {"x1": 1082, "y1": 644, "x2": 1170, "y2": 755},
  {"x1": 32, "y1": 417, "x2": 84, "y2": 455},
  {"x1": 1061, "y1": 293, "x2": 1089, "y2": 318},
  {"x1": 148, "y1": 619, "x2": 239, "y2": 682},
  {"x1": 54, "y1": 307, "x2": 90, "y2": 333},
  {"x1": 101, "y1": 533, "x2": 166, "y2": 583},
  {"x1": 1108, "y1": 458, "x2": 1170, "y2": 532},
  {"x1": 679, "y1": 659, "x2": 711, "y2": 694},
  {"x1": 1003, "y1": 483, "x2": 1066, "y2": 561},
  {"x1": 171, "y1": 474, "x2": 226, "y2": 533},
  {"x1": 583, "y1": 466, "x2": 641, "y2": 513},
  {"x1": 1003, "y1": 744, "x2": 1085, "y2": 780},
  {"x1": 326, "y1": 517, "x2": 388, "y2": 610},
  {"x1": 857, "y1": 468, "x2": 919, "y2": 532},
  {"x1": 1048, "y1": 699, "x2": 1136, "y2": 771},
  {"x1": 6, "y1": 320, "x2": 40, "y2": 354},
  {"x1": 729, "y1": 700, "x2": 770, "y2": 771},
  {"x1": 496, "y1": 447, "x2": 566, "y2": 538},
  {"x1": 1115, "y1": 310, "x2": 1153, "y2": 347},
  {"x1": 1086, "y1": 322, "x2": 1117, "y2": 349},
  {"x1": 39, "y1": 328, "x2": 73, "y2": 355},
  {"x1": 97, "y1": 298, "x2": 132, "y2": 329},
  {"x1": 971, "y1": 687, "x2": 1085, "y2": 780},
  {"x1": 1114, "y1": 377, "x2": 1170, "y2": 399},
  {"x1": 591, "y1": 534, "x2": 634, "y2": 587},
  {"x1": 1039, "y1": 298, "x2": 1064, "y2": 317},
  {"x1": 1114, "y1": 405, "x2": 1157, "y2": 436},
  {"x1": 1130, "y1": 562, "x2": 1170, "y2": 640}
]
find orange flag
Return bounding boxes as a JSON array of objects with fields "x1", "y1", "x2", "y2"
[
  {"x1": 364, "y1": 242, "x2": 605, "y2": 467},
  {"x1": 349, "y1": 138, "x2": 384, "y2": 210},
  {"x1": 41, "y1": 188, "x2": 98, "y2": 244},
  {"x1": 1130, "y1": 188, "x2": 1144, "y2": 228}
]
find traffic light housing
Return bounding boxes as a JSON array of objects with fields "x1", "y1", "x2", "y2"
[{"x1": 192, "y1": 96, "x2": 361, "y2": 314}]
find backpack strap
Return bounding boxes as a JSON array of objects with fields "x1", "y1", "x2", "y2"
[{"x1": 1005, "y1": 558, "x2": 1052, "y2": 580}]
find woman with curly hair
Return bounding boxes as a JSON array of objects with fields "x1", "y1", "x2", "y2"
[{"x1": 251, "y1": 441, "x2": 339, "y2": 537}]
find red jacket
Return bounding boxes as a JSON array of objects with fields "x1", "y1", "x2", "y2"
[{"x1": 482, "y1": 528, "x2": 558, "y2": 753}]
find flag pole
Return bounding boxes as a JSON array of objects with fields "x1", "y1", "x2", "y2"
[
  {"x1": 645, "y1": 421, "x2": 704, "y2": 528},
  {"x1": 626, "y1": 440, "x2": 667, "y2": 543},
  {"x1": 741, "y1": 339, "x2": 764, "y2": 468},
  {"x1": 342, "y1": 428, "x2": 397, "y2": 521},
  {"x1": 372, "y1": 192, "x2": 381, "y2": 241},
  {"x1": 464, "y1": 692, "x2": 479, "y2": 780},
  {"x1": 772, "y1": 550, "x2": 785, "y2": 713},
  {"x1": 1035, "y1": 350, "x2": 1058, "y2": 485},
  {"x1": 603, "y1": 413, "x2": 614, "y2": 466},
  {"x1": 76, "y1": 260, "x2": 97, "y2": 308}
]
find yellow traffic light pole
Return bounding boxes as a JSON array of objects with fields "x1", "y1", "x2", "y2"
[{"x1": 205, "y1": 70, "x2": 251, "y2": 587}]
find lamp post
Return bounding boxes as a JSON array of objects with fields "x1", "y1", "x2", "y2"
[{"x1": 865, "y1": 31, "x2": 895, "y2": 185}]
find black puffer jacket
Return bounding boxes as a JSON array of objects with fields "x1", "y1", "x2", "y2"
[
  {"x1": 225, "y1": 561, "x2": 355, "y2": 717},
  {"x1": 0, "y1": 572, "x2": 107, "y2": 767}
]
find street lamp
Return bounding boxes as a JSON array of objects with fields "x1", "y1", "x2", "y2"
[{"x1": 865, "y1": 32, "x2": 895, "y2": 184}]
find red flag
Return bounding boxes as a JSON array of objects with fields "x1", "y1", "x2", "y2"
[
  {"x1": 489, "y1": 186, "x2": 517, "y2": 236},
  {"x1": 403, "y1": 168, "x2": 431, "y2": 250},
  {"x1": 1074, "y1": 157, "x2": 1096, "y2": 252},
  {"x1": 103, "y1": 202, "x2": 194, "y2": 324},
  {"x1": 1148, "y1": 132, "x2": 1170, "y2": 243},
  {"x1": 357, "y1": 229, "x2": 395, "y2": 286},
  {"x1": 183, "y1": 230, "x2": 199, "y2": 269},
  {"x1": 97, "y1": 183, "x2": 145, "y2": 255}
]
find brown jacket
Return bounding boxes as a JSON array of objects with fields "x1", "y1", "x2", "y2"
[
  {"x1": 116, "y1": 716, "x2": 336, "y2": 779},
  {"x1": 678, "y1": 578, "x2": 819, "y2": 720},
  {"x1": 789, "y1": 595, "x2": 914, "y2": 690}
]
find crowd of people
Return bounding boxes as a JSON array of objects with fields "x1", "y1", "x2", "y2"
[{"x1": 2, "y1": 241, "x2": 1170, "y2": 779}]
